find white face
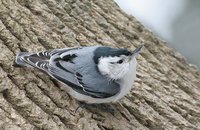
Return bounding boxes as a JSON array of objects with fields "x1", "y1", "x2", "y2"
[{"x1": 97, "y1": 55, "x2": 137, "y2": 80}]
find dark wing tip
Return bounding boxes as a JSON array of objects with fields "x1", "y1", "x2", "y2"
[{"x1": 76, "y1": 72, "x2": 83, "y2": 77}]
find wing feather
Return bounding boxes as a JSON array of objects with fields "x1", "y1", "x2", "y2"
[{"x1": 48, "y1": 46, "x2": 120, "y2": 98}]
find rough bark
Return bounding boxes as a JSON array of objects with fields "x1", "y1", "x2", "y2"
[{"x1": 0, "y1": 0, "x2": 199, "y2": 130}]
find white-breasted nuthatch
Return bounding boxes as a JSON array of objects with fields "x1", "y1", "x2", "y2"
[{"x1": 15, "y1": 45, "x2": 143, "y2": 104}]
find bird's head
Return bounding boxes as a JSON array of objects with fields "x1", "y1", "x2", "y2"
[{"x1": 94, "y1": 45, "x2": 143, "y2": 80}]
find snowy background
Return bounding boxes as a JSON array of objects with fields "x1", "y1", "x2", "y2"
[{"x1": 115, "y1": 0, "x2": 200, "y2": 68}]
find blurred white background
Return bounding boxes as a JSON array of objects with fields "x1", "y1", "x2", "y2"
[{"x1": 115, "y1": 0, "x2": 200, "y2": 68}]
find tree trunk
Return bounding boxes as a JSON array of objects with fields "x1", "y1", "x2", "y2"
[{"x1": 0, "y1": 0, "x2": 199, "y2": 130}]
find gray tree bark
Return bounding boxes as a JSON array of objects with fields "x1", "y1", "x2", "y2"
[{"x1": 0, "y1": 0, "x2": 199, "y2": 130}]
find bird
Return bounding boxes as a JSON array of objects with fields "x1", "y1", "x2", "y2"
[{"x1": 15, "y1": 45, "x2": 143, "y2": 104}]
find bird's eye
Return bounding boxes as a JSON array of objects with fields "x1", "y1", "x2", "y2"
[{"x1": 117, "y1": 59, "x2": 123, "y2": 64}]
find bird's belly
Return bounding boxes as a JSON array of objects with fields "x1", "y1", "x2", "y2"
[
  {"x1": 57, "y1": 74, "x2": 135, "y2": 104},
  {"x1": 57, "y1": 82, "x2": 124, "y2": 104}
]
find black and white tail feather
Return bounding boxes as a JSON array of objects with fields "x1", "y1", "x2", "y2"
[{"x1": 15, "y1": 50, "x2": 51, "y2": 71}]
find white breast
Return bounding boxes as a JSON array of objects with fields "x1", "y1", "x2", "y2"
[{"x1": 110, "y1": 58, "x2": 137, "y2": 101}]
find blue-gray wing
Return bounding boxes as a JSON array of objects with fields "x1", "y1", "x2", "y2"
[{"x1": 48, "y1": 46, "x2": 120, "y2": 98}]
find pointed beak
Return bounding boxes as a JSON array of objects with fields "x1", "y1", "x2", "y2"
[
  {"x1": 132, "y1": 45, "x2": 144, "y2": 55},
  {"x1": 128, "y1": 45, "x2": 144, "y2": 60}
]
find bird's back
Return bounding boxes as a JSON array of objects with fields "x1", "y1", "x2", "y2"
[{"x1": 48, "y1": 46, "x2": 121, "y2": 99}]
